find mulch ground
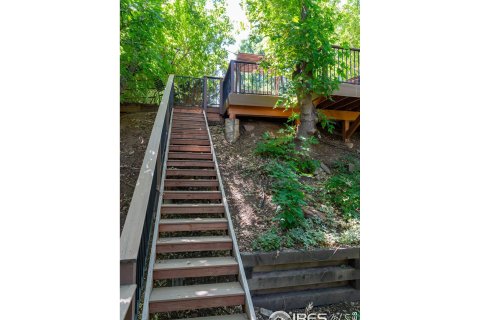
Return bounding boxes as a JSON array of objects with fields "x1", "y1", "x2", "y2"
[
  {"x1": 210, "y1": 117, "x2": 360, "y2": 251},
  {"x1": 120, "y1": 111, "x2": 157, "y2": 234}
]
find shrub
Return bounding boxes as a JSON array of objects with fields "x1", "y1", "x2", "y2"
[
  {"x1": 252, "y1": 228, "x2": 282, "y2": 251},
  {"x1": 325, "y1": 156, "x2": 360, "y2": 220},
  {"x1": 265, "y1": 161, "x2": 306, "y2": 229},
  {"x1": 337, "y1": 223, "x2": 360, "y2": 246},
  {"x1": 254, "y1": 127, "x2": 295, "y2": 158},
  {"x1": 255, "y1": 126, "x2": 321, "y2": 229},
  {"x1": 286, "y1": 225, "x2": 325, "y2": 249}
]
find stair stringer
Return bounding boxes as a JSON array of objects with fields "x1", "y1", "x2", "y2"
[{"x1": 202, "y1": 110, "x2": 257, "y2": 320}]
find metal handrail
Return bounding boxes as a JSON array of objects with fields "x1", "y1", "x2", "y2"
[{"x1": 120, "y1": 75, "x2": 174, "y2": 319}]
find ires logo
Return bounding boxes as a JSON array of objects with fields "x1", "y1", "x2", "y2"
[{"x1": 269, "y1": 310, "x2": 359, "y2": 320}]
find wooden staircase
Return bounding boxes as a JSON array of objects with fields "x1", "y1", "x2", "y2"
[{"x1": 143, "y1": 107, "x2": 255, "y2": 320}]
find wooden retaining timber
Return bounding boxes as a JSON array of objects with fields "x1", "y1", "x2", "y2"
[
  {"x1": 140, "y1": 106, "x2": 255, "y2": 320},
  {"x1": 240, "y1": 248, "x2": 360, "y2": 311}
]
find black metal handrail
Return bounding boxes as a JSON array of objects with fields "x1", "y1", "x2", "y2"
[{"x1": 120, "y1": 75, "x2": 174, "y2": 319}]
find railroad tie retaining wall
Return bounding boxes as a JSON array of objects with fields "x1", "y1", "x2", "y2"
[{"x1": 240, "y1": 247, "x2": 360, "y2": 311}]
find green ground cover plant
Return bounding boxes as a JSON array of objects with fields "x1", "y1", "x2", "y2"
[
  {"x1": 252, "y1": 126, "x2": 360, "y2": 251},
  {"x1": 324, "y1": 155, "x2": 360, "y2": 220}
]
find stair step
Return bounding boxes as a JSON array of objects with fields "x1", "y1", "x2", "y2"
[
  {"x1": 166, "y1": 169, "x2": 217, "y2": 177},
  {"x1": 149, "y1": 282, "x2": 245, "y2": 313},
  {"x1": 161, "y1": 204, "x2": 225, "y2": 214},
  {"x1": 159, "y1": 218, "x2": 228, "y2": 232},
  {"x1": 164, "y1": 179, "x2": 219, "y2": 187},
  {"x1": 173, "y1": 116, "x2": 205, "y2": 120},
  {"x1": 172, "y1": 124, "x2": 206, "y2": 130},
  {"x1": 177, "y1": 314, "x2": 248, "y2": 320},
  {"x1": 172, "y1": 125, "x2": 207, "y2": 132},
  {"x1": 153, "y1": 256, "x2": 238, "y2": 279},
  {"x1": 172, "y1": 123, "x2": 206, "y2": 128},
  {"x1": 173, "y1": 108, "x2": 203, "y2": 114},
  {"x1": 169, "y1": 145, "x2": 211, "y2": 152},
  {"x1": 173, "y1": 119, "x2": 205, "y2": 124},
  {"x1": 156, "y1": 236, "x2": 232, "y2": 253},
  {"x1": 171, "y1": 134, "x2": 209, "y2": 139},
  {"x1": 171, "y1": 131, "x2": 208, "y2": 137},
  {"x1": 167, "y1": 160, "x2": 215, "y2": 168},
  {"x1": 163, "y1": 191, "x2": 222, "y2": 200},
  {"x1": 169, "y1": 152, "x2": 213, "y2": 160},
  {"x1": 170, "y1": 139, "x2": 210, "y2": 146}
]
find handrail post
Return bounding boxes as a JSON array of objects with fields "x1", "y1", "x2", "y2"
[
  {"x1": 203, "y1": 76, "x2": 207, "y2": 109},
  {"x1": 230, "y1": 61, "x2": 235, "y2": 94},
  {"x1": 219, "y1": 79, "x2": 224, "y2": 114}
]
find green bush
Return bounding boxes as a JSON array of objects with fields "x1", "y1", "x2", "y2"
[
  {"x1": 252, "y1": 228, "x2": 282, "y2": 251},
  {"x1": 265, "y1": 161, "x2": 306, "y2": 229},
  {"x1": 254, "y1": 127, "x2": 296, "y2": 159},
  {"x1": 337, "y1": 223, "x2": 360, "y2": 245},
  {"x1": 286, "y1": 225, "x2": 325, "y2": 249},
  {"x1": 255, "y1": 126, "x2": 319, "y2": 176},
  {"x1": 255, "y1": 126, "x2": 321, "y2": 230},
  {"x1": 253, "y1": 218, "x2": 327, "y2": 251},
  {"x1": 325, "y1": 157, "x2": 360, "y2": 220}
]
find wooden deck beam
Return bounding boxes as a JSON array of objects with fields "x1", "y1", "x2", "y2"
[
  {"x1": 321, "y1": 110, "x2": 360, "y2": 121},
  {"x1": 345, "y1": 115, "x2": 360, "y2": 141},
  {"x1": 227, "y1": 105, "x2": 298, "y2": 119}
]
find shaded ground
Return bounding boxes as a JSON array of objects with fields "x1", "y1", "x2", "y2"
[
  {"x1": 120, "y1": 111, "x2": 157, "y2": 233},
  {"x1": 210, "y1": 117, "x2": 360, "y2": 251}
]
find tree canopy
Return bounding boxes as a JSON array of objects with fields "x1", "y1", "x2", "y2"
[
  {"x1": 337, "y1": 0, "x2": 360, "y2": 48},
  {"x1": 120, "y1": 0, "x2": 234, "y2": 103},
  {"x1": 242, "y1": 0, "x2": 345, "y2": 137}
]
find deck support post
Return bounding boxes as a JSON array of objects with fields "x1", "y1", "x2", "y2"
[
  {"x1": 345, "y1": 115, "x2": 360, "y2": 141},
  {"x1": 225, "y1": 118, "x2": 240, "y2": 143},
  {"x1": 342, "y1": 120, "x2": 350, "y2": 142}
]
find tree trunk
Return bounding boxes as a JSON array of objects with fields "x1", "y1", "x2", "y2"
[{"x1": 296, "y1": 92, "x2": 318, "y2": 139}]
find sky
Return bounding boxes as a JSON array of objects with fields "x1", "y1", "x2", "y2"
[{"x1": 224, "y1": 0, "x2": 250, "y2": 60}]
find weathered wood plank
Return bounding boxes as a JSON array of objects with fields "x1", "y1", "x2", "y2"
[
  {"x1": 252, "y1": 286, "x2": 359, "y2": 311},
  {"x1": 159, "y1": 218, "x2": 228, "y2": 232},
  {"x1": 153, "y1": 256, "x2": 238, "y2": 279},
  {"x1": 156, "y1": 236, "x2": 232, "y2": 253},
  {"x1": 168, "y1": 152, "x2": 213, "y2": 160},
  {"x1": 167, "y1": 160, "x2": 215, "y2": 168},
  {"x1": 240, "y1": 248, "x2": 360, "y2": 267},
  {"x1": 161, "y1": 204, "x2": 224, "y2": 214},
  {"x1": 163, "y1": 191, "x2": 222, "y2": 200},
  {"x1": 248, "y1": 266, "x2": 359, "y2": 291},
  {"x1": 170, "y1": 139, "x2": 211, "y2": 146},
  {"x1": 120, "y1": 284, "x2": 136, "y2": 320},
  {"x1": 173, "y1": 108, "x2": 203, "y2": 114},
  {"x1": 164, "y1": 179, "x2": 219, "y2": 187},
  {"x1": 171, "y1": 134, "x2": 209, "y2": 140},
  {"x1": 169, "y1": 145, "x2": 211, "y2": 152},
  {"x1": 120, "y1": 75, "x2": 174, "y2": 276},
  {"x1": 166, "y1": 169, "x2": 217, "y2": 177}
]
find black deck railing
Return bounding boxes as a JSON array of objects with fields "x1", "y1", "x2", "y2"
[
  {"x1": 173, "y1": 75, "x2": 223, "y2": 110},
  {"x1": 221, "y1": 46, "x2": 360, "y2": 107},
  {"x1": 329, "y1": 45, "x2": 360, "y2": 85}
]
